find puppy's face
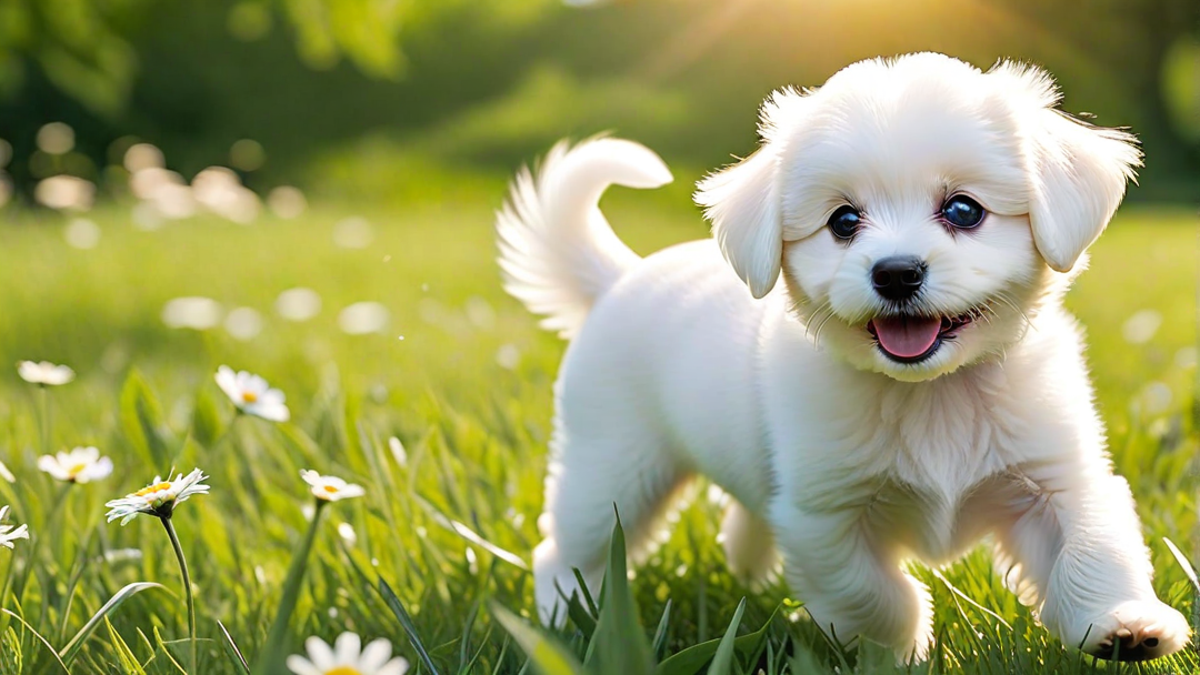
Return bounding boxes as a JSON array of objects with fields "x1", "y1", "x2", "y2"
[
  {"x1": 776, "y1": 71, "x2": 1046, "y2": 380},
  {"x1": 697, "y1": 53, "x2": 1140, "y2": 381}
]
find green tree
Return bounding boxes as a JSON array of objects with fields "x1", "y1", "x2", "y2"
[{"x1": 0, "y1": 0, "x2": 415, "y2": 116}]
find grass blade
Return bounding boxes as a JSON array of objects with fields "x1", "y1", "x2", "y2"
[
  {"x1": 378, "y1": 575, "x2": 442, "y2": 675},
  {"x1": 705, "y1": 597, "x2": 745, "y2": 675},
  {"x1": 105, "y1": 619, "x2": 149, "y2": 675},
  {"x1": 2, "y1": 609, "x2": 70, "y2": 674},
  {"x1": 492, "y1": 604, "x2": 587, "y2": 675},
  {"x1": 652, "y1": 599, "x2": 672, "y2": 662},
  {"x1": 217, "y1": 619, "x2": 251, "y2": 675},
  {"x1": 119, "y1": 368, "x2": 173, "y2": 473},
  {"x1": 253, "y1": 503, "x2": 326, "y2": 675},
  {"x1": 58, "y1": 582, "x2": 166, "y2": 666},
  {"x1": 152, "y1": 625, "x2": 185, "y2": 674},
  {"x1": 190, "y1": 385, "x2": 225, "y2": 448},
  {"x1": 458, "y1": 623, "x2": 494, "y2": 675},
  {"x1": 655, "y1": 604, "x2": 779, "y2": 675},
  {"x1": 564, "y1": 591, "x2": 597, "y2": 639},
  {"x1": 416, "y1": 496, "x2": 528, "y2": 570},
  {"x1": 459, "y1": 594, "x2": 483, "y2": 670},
  {"x1": 929, "y1": 567, "x2": 1012, "y2": 629},
  {"x1": 586, "y1": 509, "x2": 654, "y2": 675},
  {"x1": 1164, "y1": 537, "x2": 1200, "y2": 593},
  {"x1": 788, "y1": 638, "x2": 828, "y2": 675},
  {"x1": 491, "y1": 634, "x2": 512, "y2": 675},
  {"x1": 571, "y1": 569, "x2": 600, "y2": 618}
]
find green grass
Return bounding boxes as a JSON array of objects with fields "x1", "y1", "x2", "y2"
[{"x1": 0, "y1": 192, "x2": 1194, "y2": 674}]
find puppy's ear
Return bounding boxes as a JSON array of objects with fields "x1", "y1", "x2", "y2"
[
  {"x1": 694, "y1": 147, "x2": 782, "y2": 298},
  {"x1": 1027, "y1": 111, "x2": 1140, "y2": 273}
]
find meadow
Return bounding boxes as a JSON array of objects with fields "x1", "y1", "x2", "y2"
[{"x1": 0, "y1": 182, "x2": 1195, "y2": 674}]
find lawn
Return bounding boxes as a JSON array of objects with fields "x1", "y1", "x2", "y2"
[{"x1": 0, "y1": 188, "x2": 1194, "y2": 674}]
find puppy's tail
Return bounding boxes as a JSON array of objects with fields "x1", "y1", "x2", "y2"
[{"x1": 496, "y1": 138, "x2": 672, "y2": 339}]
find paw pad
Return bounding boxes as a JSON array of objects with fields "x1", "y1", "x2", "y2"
[{"x1": 1092, "y1": 626, "x2": 1168, "y2": 662}]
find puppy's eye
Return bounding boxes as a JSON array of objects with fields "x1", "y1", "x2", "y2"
[
  {"x1": 827, "y1": 205, "x2": 861, "y2": 240},
  {"x1": 941, "y1": 195, "x2": 985, "y2": 229}
]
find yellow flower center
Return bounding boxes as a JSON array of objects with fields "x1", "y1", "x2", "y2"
[
  {"x1": 242, "y1": 391, "x2": 258, "y2": 404},
  {"x1": 323, "y1": 485, "x2": 339, "y2": 494},
  {"x1": 324, "y1": 667, "x2": 362, "y2": 675},
  {"x1": 68, "y1": 462, "x2": 88, "y2": 477},
  {"x1": 135, "y1": 482, "x2": 173, "y2": 497}
]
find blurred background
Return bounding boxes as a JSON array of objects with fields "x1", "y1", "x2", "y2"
[
  {"x1": 0, "y1": 0, "x2": 1196, "y2": 413},
  {"x1": 2, "y1": 0, "x2": 1200, "y2": 204}
]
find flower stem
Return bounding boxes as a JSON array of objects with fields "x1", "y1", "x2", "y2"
[
  {"x1": 45, "y1": 482, "x2": 72, "y2": 560},
  {"x1": 253, "y1": 500, "x2": 325, "y2": 675},
  {"x1": 11, "y1": 483, "x2": 71, "y2": 602},
  {"x1": 210, "y1": 411, "x2": 242, "y2": 455},
  {"x1": 38, "y1": 385, "x2": 49, "y2": 457},
  {"x1": 161, "y1": 516, "x2": 197, "y2": 674}
]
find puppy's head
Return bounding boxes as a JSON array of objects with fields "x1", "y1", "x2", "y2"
[{"x1": 696, "y1": 53, "x2": 1140, "y2": 382}]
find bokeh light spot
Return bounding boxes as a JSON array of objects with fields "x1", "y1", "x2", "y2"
[
  {"x1": 333, "y1": 216, "x2": 374, "y2": 248},
  {"x1": 124, "y1": 143, "x2": 165, "y2": 172},
  {"x1": 64, "y1": 218, "x2": 101, "y2": 249},
  {"x1": 36, "y1": 122, "x2": 75, "y2": 155},
  {"x1": 338, "y1": 301, "x2": 389, "y2": 335},
  {"x1": 230, "y1": 139, "x2": 265, "y2": 171},
  {"x1": 228, "y1": 2, "x2": 273, "y2": 42},
  {"x1": 162, "y1": 297, "x2": 223, "y2": 330},
  {"x1": 1121, "y1": 309, "x2": 1162, "y2": 344},
  {"x1": 267, "y1": 186, "x2": 307, "y2": 219},
  {"x1": 35, "y1": 176, "x2": 95, "y2": 211},
  {"x1": 275, "y1": 287, "x2": 322, "y2": 321},
  {"x1": 225, "y1": 307, "x2": 264, "y2": 341}
]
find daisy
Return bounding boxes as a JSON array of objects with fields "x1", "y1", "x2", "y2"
[
  {"x1": 300, "y1": 470, "x2": 365, "y2": 503},
  {"x1": 17, "y1": 360, "x2": 75, "y2": 386},
  {"x1": 287, "y1": 633, "x2": 409, "y2": 675},
  {"x1": 38, "y1": 446, "x2": 114, "y2": 484},
  {"x1": 105, "y1": 469, "x2": 210, "y2": 525},
  {"x1": 0, "y1": 506, "x2": 29, "y2": 549},
  {"x1": 215, "y1": 365, "x2": 290, "y2": 422}
]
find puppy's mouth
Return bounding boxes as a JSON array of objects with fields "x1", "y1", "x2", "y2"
[{"x1": 866, "y1": 309, "x2": 979, "y2": 364}]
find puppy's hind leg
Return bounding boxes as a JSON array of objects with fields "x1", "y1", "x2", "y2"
[
  {"x1": 771, "y1": 503, "x2": 934, "y2": 662},
  {"x1": 533, "y1": 422, "x2": 691, "y2": 626}
]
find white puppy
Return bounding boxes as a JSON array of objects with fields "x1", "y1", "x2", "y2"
[{"x1": 496, "y1": 52, "x2": 1189, "y2": 662}]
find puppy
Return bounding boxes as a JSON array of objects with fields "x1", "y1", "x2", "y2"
[{"x1": 496, "y1": 52, "x2": 1189, "y2": 662}]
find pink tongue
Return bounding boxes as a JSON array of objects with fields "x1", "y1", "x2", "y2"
[{"x1": 871, "y1": 316, "x2": 942, "y2": 359}]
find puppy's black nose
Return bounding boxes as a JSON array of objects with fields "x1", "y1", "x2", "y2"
[{"x1": 871, "y1": 256, "x2": 925, "y2": 301}]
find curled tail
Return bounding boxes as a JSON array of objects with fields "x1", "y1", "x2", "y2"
[{"x1": 496, "y1": 138, "x2": 673, "y2": 338}]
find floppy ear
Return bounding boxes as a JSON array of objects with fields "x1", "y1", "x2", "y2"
[
  {"x1": 694, "y1": 147, "x2": 782, "y2": 298},
  {"x1": 1027, "y1": 111, "x2": 1140, "y2": 273}
]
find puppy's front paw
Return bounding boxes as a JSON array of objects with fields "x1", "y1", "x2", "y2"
[{"x1": 1079, "y1": 600, "x2": 1190, "y2": 662}]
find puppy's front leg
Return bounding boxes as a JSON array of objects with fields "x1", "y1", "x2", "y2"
[
  {"x1": 997, "y1": 463, "x2": 1190, "y2": 661},
  {"x1": 771, "y1": 504, "x2": 933, "y2": 661}
]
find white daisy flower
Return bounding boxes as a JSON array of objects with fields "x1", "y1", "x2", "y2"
[
  {"x1": 37, "y1": 446, "x2": 114, "y2": 484},
  {"x1": 300, "y1": 470, "x2": 365, "y2": 503},
  {"x1": 0, "y1": 506, "x2": 29, "y2": 549},
  {"x1": 287, "y1": 632, "x2": 408, "y2": 675},
  {"x1": 17, "y1": 360, "x2": 75, "y2": 386},
  {"x1": 105, "y1": 469, "x2": 210, "y2": 525},
  {"x1": 215, "y1": 366, "x2": 290, "y2": 422}
]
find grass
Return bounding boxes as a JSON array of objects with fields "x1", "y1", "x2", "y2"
[{"x1": 0, "y1": 188, "x2": 1194, "y2": 674}]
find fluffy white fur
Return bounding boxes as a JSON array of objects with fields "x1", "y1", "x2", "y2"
[{"x1": 497, "y1": 53, "x2": 1189, "y2": 662}]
